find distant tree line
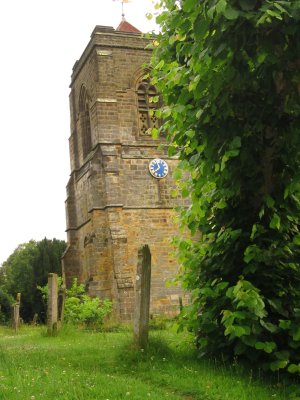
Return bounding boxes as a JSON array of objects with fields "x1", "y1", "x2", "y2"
[{"x1": 0, "y1": 238, "x2": 66, "y2": 323}]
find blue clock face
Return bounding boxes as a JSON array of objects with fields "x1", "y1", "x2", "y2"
[{"x1": 149, "y1": 158, "x2": 169, "y2": 179}]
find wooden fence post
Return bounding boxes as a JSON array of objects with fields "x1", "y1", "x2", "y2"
[{"x1": 134, "y1": 245, "x2": 151, "y2": 348}]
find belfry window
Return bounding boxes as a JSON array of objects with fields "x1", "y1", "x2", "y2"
[
  {"x1": 82, "y1": 102, "x2": 92, "y2": 158},
  {"x1": 79, "y1": 86, "x2": 92, "y2": 158},
  {"x1": 137, "y1": 81, "x2": 159, "y2": 135}
]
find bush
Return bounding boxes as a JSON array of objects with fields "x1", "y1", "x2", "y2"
[
  {"x1": 65, "y1": 295, "x2": 112, "y2": 329},
  {"x1": 64, "y1": 279, "x2": 113, "y2": 329},
  {"x1": 39, "y1": 278, "x2": 113, "y2": 329}
]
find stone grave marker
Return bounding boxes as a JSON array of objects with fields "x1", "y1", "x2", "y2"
[
  {"x1": 134, "y1": 245, "x2": 151, "y2": 348},
  {"x1": 47, "y1": 273, "x2": 58, "y2": 335},
  {"x1": 12, "y1": 292, "x2": 21, "y2": 333}
]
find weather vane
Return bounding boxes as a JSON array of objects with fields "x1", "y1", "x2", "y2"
[{"x1": 113, "y1": 0, "x2": 132, "y2": 20}]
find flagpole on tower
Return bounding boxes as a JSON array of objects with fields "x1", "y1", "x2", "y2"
[
  {"x1": 122, "y1": 0, "x2": 125, "y2": 20},
  {"x1": 113, "y1": 0, "x2": 131, "y2": 21}
]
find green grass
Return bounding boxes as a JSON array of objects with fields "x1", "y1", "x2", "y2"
[{"x1": 0, "y1": 324, "x2": 296, "y2": 400}]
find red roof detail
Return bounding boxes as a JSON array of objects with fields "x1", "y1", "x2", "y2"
[{"x1": 116, "y1": 19, "x2": 141, "y2": 33}]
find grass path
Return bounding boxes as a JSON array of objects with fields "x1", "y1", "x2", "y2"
[{"x1": 0, "y1": 325, "x2": 293, "y2": 400}]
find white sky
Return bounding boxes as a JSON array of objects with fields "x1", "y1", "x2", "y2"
[{"x1": 0, "y1": 0, "x2": 158, "y2": 265}]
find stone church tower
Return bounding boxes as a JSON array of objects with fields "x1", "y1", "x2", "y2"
[{"x1": 62, "y1": 21, "x2": 187, "y2": 320}]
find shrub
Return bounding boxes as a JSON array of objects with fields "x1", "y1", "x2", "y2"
[{"x1": 38, "y1": 278, "x2": 113, "y2": 329}]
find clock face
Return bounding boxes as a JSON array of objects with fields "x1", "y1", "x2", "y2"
[{"x1": 149, "y1": 158, "x2": 169, "y2": 179}]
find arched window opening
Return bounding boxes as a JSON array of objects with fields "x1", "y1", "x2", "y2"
[
  {"x1": 137, "y1": 81, "x2": 159, "y2": 135},
  {"x1": 79, "y1": 86, "x2": 92, "y2": 159}
]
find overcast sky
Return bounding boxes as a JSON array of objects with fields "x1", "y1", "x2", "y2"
[{"x1": 0, "y1": 0, "x2": 158, "y2": 265}]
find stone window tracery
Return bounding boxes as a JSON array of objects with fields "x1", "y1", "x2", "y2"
[{"x1": 137, "y1": 81, "x2": 159, "y2": 135}]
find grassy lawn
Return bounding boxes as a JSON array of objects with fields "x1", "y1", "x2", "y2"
[{"x1": 0, "y1": 324, "x2": 296, "y2": 400}]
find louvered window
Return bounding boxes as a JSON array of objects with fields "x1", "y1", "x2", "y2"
[{"x1": 137, "y1": 82, "x2": 159, "y2": 135}]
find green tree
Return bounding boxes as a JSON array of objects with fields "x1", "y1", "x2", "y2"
[
  {"x1": 1, "y1": 238, "x2": 66, "y2": 322},
  {"x1": 0, "y1": 289, "x2": 13, "y2": 323},
  {"x1": 151, "y1": 0, "x2": 300, "y2": 374}
]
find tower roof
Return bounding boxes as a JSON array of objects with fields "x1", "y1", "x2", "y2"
[{"x1": 116, "y1": 19, "x2": 141, "y2": 33}]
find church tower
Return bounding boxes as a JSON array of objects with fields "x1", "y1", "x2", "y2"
[{"x1": 62, "y1": 22, "x2": 187, "y2": 320}]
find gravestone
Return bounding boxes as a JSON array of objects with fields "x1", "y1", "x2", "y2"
[
  {"x1": 134, "y1": 245, "x2": 151, "y2": 348},
  {"x1": 12, "y1": 292, "x2": 21, "y2": 333},
  {"x1": 32, "y1": 313, "x2": 38, "y2": 325},
  {"x1": 47, "y1": 273, "x2": 58, "y2": 335}
]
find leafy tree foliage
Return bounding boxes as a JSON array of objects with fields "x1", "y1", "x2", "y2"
[
  {"x1": 0, "y1": 289, "x2": 13, "y2": 323},
  {"x1": 0, "y1": 238, "x2": 66, "y2": 322},
  {"x1": 151, "y1": 0, "x2": 300, "y2": 374}
]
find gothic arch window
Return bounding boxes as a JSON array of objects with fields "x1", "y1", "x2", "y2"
[
  {"x1": 137, "y1": 80, "x2": 159, "y2": 136},
  {"x1": 79, "y1": 86, "x2": 92, "y2": 159}
]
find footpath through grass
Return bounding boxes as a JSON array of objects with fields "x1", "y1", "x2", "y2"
[{"x1": 0, "y1": 325, "x2": 296, "y2": 400}]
